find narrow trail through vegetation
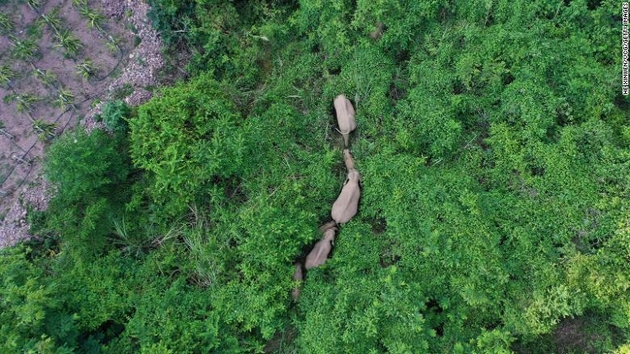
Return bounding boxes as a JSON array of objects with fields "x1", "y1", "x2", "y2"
[{"x1": 293, "y1": 94, "x2": 362, "y2": 299}]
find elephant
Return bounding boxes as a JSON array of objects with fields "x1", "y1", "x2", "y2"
[
  {"x1": 305, "y1": 224, "x2": 338, "y2": 270},
  {"x1": 331, "y1": 149, "x2": 361, "y2": 224},
  {"x1": 334, "y1": 94, "x2": 357, "y2": 147},
  {"x1": 370, "y1": 22, "x2": 384, "y2": 40},
  {"x1": 291, "y1": 262, "x2": 304, "y2": 300}
]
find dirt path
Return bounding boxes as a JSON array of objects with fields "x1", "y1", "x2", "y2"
[{"x1": 0, "y1": 0, "x2": 165, "y2": 248}]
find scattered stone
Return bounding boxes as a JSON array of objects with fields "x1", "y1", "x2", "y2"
[
  {"x1": 0, "y1": 176, "x2": 52, "y2": 248},
  {"x1": 85, "y1": 0, "x2": 165, "y2": 120}
]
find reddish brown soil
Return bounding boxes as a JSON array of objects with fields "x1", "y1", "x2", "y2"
[{"x1": 0, "y1": 0, "x2": 165, "y2": 247}]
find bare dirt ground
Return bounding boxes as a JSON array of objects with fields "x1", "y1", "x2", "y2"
[
  {"x1": 0, "y1": 0, "x2": 165, "y2": 247},
  {"x1": 553, "y1": 317, "x2": 601, "y2": 354}
]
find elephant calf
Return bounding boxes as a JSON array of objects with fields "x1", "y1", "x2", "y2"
[
  {"x1": 305, "y1": 225, "x2": 338, "y2": 270},
  {"x1": 291, "y1": 262, "x2": 304, "y2": 300},
  {"x1": 334, "y1": 94, "x2": 357, "y2": 147},
  {"x1": 331, "y1": 149, "x2": 361, "y2": 224},
  {"x1": 370, "y1": 22, "x2": 385, "y2": 40}
]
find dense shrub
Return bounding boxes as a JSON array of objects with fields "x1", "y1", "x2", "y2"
[
  {"x1": 99, "y1": 100, "x2": 132, "y2": 133},
  {"x1": 129, "y1": 73, "x2": 246, "y2": 215}
]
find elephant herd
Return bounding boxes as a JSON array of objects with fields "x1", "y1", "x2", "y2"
[{"x1": 291, "y1": 95, "x2": 361, "y2": 300}]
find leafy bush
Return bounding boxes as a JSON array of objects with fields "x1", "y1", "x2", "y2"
[
  {"x1": 45, "y1": 129, "x2": 131, "y2": 205},
  {"x1": 99, "y1": 99, "x2": 131, "y2": 133},
  {"x1": 0, "y1": 245, "x2": 79, "y2": 351},
  {"x1": 129, "y1": 73, "x2": 246, "y2": 215}
]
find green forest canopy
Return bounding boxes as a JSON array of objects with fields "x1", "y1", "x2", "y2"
[{"x1": 1, "y1": 0, "x2": 629, "y2": 352}]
